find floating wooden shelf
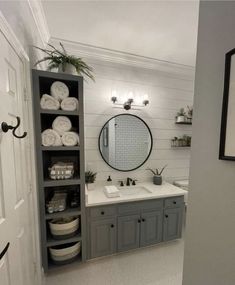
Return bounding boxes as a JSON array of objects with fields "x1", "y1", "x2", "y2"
[
  {"x1": 175, "y1": 121, "x2": 192, "y2": 125},
  {"x1": 171, "y1": 146, "x2": 191, "y2": 149}
]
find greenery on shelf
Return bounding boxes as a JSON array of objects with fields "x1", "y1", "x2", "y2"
[
  {"x1": 187, "y1": 105, "x2": 193, "y2": 118},
  {"x1": 171, "y1": 135, "x2": 191, "y2": 147},
  {"x1": 85, "y1": 171, "x2": 97, "y2": 184},
  {"x1": 34, "y1": 42, "x2": 95, "y2": 81},
  {"x1": 146, "y1": 165, "x2": 167, "y2": 176},
  {"x1": 177, "y1": 108, "x2": 186, "y2": 117}
]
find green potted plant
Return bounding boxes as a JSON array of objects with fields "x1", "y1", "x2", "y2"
[
  {"x1": 34, "y1": 43, "x2": 95, "y2": 81},
  {"x1": 85, "y1": 171, "x2": 97, "y2": 190},
  {"x1": 171, "y1": 136, "x2": 178, "y2": 147},
  {"x1": 146, "y1": 165, "x2": 167, "y2": 185},
  {"x1": 176, "y1": 108, "x2": 186, "y2": 123},
  {"x1": 187, "y1": 106, "x2": 193, "y2": 123}
]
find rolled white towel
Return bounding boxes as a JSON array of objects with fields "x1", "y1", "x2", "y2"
[
  {"x1": 61, "y1": 97, "x2": 79, "y2": 111},
  {"x1": 61, "y1": 132, "x2": 80, "y2": 146},
  {"x1": 52, "y1": 116, "x2": 72, "y2": 135},
  {"x1": 42, "y1": 129, "x2": 62, "y2": 146},
  {"x1": 50, "y1": 81, "x2": 69, "y2": 102},
  {"x1": 40, "y1": 94, "x2": 60, "y2": 110}
]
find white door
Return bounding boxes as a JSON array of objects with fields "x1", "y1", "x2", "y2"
[{"x1": 0, "y1": 31, "x2": 34, "y2": 285}]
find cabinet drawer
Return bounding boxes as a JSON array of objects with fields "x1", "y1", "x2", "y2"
[
  {"x1": 164, "y1": 196, "x2": 184, "y2": 208},
  {"x1": 118, "y1": 203, "x2": 140, "y2": 215},
  {"x1": 140, "y1": 199, "x2": 163, "y2": 212},
  {"x1": 89, "y1": 205, "x2": 117, "y2": 219},
  {"x1": 118, "y1": 199, "x2": 163, "y2": 215}
]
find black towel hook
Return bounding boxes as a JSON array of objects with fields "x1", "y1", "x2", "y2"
[
  {"x1": 0, "y1": 242, "x2": 10, "y2": 260},
  {"x1": 1, "y1": 116, "x2": 27, "y2": 139}
]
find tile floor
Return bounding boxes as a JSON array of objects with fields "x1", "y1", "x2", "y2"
[{"x1": 45, "y1": 240, "x2": 184, "y2": 285}]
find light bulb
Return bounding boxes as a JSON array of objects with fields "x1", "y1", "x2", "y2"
[
  {"x1": 111, "y1": 90, "x2": 117, "y2": 98},
  {"x1": 128, "y1": 91, "x2": 134, "y2": 100},
  {"x1": 143, "y1": 93, "x2": 149, "y2": 100}
]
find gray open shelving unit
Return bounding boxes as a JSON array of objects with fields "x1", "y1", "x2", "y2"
[{"x1": 32, "y1": 70, "x2": 86, "y2": 272}]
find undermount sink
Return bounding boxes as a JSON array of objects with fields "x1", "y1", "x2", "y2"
[{"x1": 118, "y1": 186, "x2": 152, "y2": 196}]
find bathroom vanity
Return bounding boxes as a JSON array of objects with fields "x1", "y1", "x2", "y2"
[{"x1": 86, "y1": 182, "x2": 187, "y2": 259}]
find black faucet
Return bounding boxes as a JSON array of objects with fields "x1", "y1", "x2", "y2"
[{"x1": 126, "y1": 177, "x2": 132, "y2": 186}]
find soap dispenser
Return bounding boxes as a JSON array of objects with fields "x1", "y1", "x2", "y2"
[{"x1": 107, "y1": 175, "x2": 112, "y2": 185}]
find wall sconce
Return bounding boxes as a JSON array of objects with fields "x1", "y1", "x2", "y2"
[{"x1": 111, "y1": 91, "x2": 149, "y2": 110}]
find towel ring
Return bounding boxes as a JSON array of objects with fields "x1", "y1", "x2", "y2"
[{"x1": 1, "y1": 116, "x2": 27, "y2": 139}]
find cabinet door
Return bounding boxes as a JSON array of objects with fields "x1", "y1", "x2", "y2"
[
  {"x1": 140, "y1": 210, "x2": 163, "y2": 247},
  {"x1": 163, "y1": 207, "x2": 184, "y2": 241},
  {"x1": 117, "y1": 214, "x2": 140, "y2": 252},
  {"x1": 90, "y1": 218, "x2": 116, "y2": 258}
]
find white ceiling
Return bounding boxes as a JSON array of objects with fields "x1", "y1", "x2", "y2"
[{"x1": 42, "y1": 0, "x2": 199, "y2": 66}]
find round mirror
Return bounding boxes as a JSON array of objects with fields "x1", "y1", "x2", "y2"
[{"x1": 99, "y1": 114, "x2": 153, "y2": 171}]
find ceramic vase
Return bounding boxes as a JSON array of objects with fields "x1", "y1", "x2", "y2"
[
  {"x1": 58, "y1": 63, "x2": 77, "y2": 75},
  {"x1": 176, "y1": 115, "x2": 185, "y2": 123},
  {"x1": 153, "y1": 175, "x2": 162, "y2": 185}
]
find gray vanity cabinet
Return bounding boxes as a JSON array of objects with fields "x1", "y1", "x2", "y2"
[
  {"x1": 90, "y1": 218, "x2": 117, "y2": 258},
  {"x1": 117, "y1": 214, "x2": 140, "y2": 252},
  {"x1": 140, "y1": 210, "x2": 163, "y2": 247},
  {"x1": 87, "y1": 196, "x2": 184, "y2": 260}
]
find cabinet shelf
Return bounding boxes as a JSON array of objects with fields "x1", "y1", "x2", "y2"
[
  {"x1": 40, "y1": 109, "x2": 79, "y2": 116},
  {"x1": 46, "y1": 233, "x2": 82, "y2": 247},
  {"x1": 43, "y1": 178, "x2": 81, "y2": 187},
  {"x1": 41, "y1": 146, "x2": 80, "y2": 151},
  {"x1": 45, "y1": 208, "x2": 81, "y2": 220}
]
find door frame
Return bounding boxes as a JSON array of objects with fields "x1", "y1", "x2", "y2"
[{"x1": 0, "y1": 11, "x2": 42, "y2": 285}]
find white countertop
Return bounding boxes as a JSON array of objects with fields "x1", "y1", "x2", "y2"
[{"x1": 86, "y1": 182, "x2": 188, "y2": 207}]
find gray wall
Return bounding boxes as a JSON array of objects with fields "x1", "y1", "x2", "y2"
[{"x1": 183, "y1": 2, "x2": 235, "y2": 285}]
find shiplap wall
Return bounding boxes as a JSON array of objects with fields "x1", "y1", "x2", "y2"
[{"x1": 84, "y1": 61, "x2": 194, "y2": 184}]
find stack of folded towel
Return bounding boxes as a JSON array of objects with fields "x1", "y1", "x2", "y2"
[
  {"x1": 104, "y1": 186, "x2": 120, "y2": 198},
  {"x1": 49, "y1": 162, "x2": 74, "y2": 180},
  {"x1": 40, "y1": 81, "x2": 79, "y2": 111},
  {"x1": 41, "y1": 116, "x2": 79, "y2": 147}
]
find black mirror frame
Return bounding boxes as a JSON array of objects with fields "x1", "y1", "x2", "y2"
[
  {"x1": 219, "y1": 48, "x2": 235, "y2": 160},
  {"x1": 98, "y1": 114, "x2": 153, "y2": 172}
]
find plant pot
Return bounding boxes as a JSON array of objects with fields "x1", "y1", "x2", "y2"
[
  {"x1": 58, "y1": 63, "x2": 77, "y2": 75},
  {"x1": 153, "y1": 175, "x2": 162, "y2": 185},
  {"x1": 176, "y1": 116, "x2": 185, "y2": 123},
  {"x1": 87, "y1": 182, "x2": 95, "y2": 190}
]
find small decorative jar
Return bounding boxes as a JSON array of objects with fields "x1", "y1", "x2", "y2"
[{"x1": 153, "y1": 175, "x2": 162, "y2": 185}]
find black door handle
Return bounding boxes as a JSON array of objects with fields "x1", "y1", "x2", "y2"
[{"x1": 0, "y1": 242, "x2": 10, "y2": 260}]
